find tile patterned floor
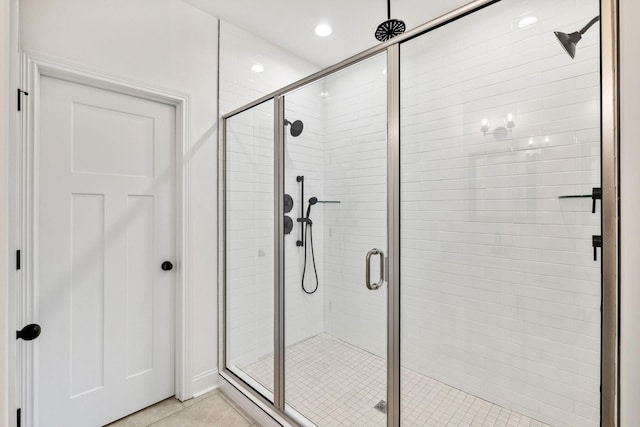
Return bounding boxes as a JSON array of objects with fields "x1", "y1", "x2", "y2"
[
  {"x1": 105, "y1": 389, "x2": 260, "y2": 427},
  {"x1": 241, "y1": 334, "x2": 552, "y2": 427}
]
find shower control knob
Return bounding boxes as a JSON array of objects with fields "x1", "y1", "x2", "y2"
[{"x1": 161, "y1": 261, "x2": 174, "y2": 271}]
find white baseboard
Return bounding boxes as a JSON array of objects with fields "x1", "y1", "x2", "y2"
[{"x1": 189, "y1": 369, "x2": 220, "y2": 399}]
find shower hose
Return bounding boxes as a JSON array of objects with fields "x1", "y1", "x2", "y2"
[{"x1": 301, "y1": 217, "x2": 319, "y2": 294}]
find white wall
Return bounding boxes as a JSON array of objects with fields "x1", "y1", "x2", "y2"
[
  {"x1": 219, "y1": 21, "x2": 319, "y2": 114},
  {"x1": 619, "y1": 0, "x2": 640, "y2": 423},
  {"x1": 19, "y1": 0, "x2": 219, "y2": 397}
]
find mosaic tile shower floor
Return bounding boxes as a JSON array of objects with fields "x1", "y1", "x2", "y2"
[{"x1": 241, "y1": 334, "x2": 552, "y2": 427}]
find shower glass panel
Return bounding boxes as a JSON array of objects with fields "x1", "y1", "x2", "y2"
[
  {"x1": 400, "y1": 0, "x2": 601, "y2": 426},
  {"x1": 281, "y1": 53, "x2": 388, "y2": 425},
  {"x1": 225, "y1": 100, "x2": 275, "y2": 400}
]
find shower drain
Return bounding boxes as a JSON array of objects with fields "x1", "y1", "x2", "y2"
[{"x1": 374, "y1": 400, "x2": 387, "y2": 414}]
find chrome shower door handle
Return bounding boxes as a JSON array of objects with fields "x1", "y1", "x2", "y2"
[{"x1": 365, "y1": 248, "x2": 385, "y2": 290}]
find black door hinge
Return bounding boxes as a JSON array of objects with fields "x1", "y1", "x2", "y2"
[
  {"x1": 592, "y1": 235, "x2": 602, "y2": 261},
  {"x1": 16, "y1": 250, "x2": 20, "y2": 270},
  {"x1": 17, "y1": 89, "x2": 29, "y2": 112},
  {"x1": 592, "y1": 187, "x2": 602, "y2": 213},
  {"x1": 17, "y1": 408, "x2": 21, "y2": 427}
]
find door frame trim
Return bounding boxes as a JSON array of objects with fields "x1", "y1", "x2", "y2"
[{"x1": 17, "y1": 51, "x2": 192, "y2": 425}]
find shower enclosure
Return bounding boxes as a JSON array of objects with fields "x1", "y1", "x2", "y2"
[{"x1": 219, "y1": 0, "x2": 618, "y2": 426}]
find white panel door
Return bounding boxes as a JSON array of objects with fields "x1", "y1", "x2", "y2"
[{"x1": 37, "y1": 76, "x2": 176, "y2": 427}]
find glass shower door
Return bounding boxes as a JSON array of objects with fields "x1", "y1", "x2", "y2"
[
  {"x1": 281, "y1": 52, "x2": 389, "y2": 426},
  {"x1": 224, "y1": 100, "x2": 276, "y2": 401},
  {"x1": 399, "y1": 0, "x2": 601, "y2": 426}
]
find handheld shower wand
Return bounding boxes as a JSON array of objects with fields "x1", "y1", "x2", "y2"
[
  {"x1": 299, "y1": 196, "x2": 340, "y2": 295},
  {"x1": 301, "y1": 197, "x2": 319, "y2": 294}
]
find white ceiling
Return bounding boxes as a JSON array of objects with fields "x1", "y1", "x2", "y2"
[{"x1": 183, "y1": 0, "x2": 473, "y2": 67}]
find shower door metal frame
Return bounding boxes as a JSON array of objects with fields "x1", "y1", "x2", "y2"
[
  {"x1": 600, "y1": 0, "x2": 619, "y2": 424},
  {"x1": 274, "y1": 96, "x2": 286, "y2": 411},
  {"x1": 218, "y1": 0, "x2": 620, "y2": 425},
  {"x1": 218, "y1": 97, "x2": 300, "y2": 427},
  {"x1": 387, "y1": 43, "x2": 401, "y2": 427}
]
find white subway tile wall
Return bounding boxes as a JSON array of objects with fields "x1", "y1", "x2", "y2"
[
  {"x1": 284, "y1": 81, "x2": 327, "y2": 349},
  {"x1": 321, "y1": 53, "x2": 389, "y2": 358},
  {"x1": 400, "y1": 1, "x2": 600, "y2": 426},
  {"x1": 226, "y1": 102, "x2": 275, "y2": 392},
  {"x1": 220, "y1": 20, "x2": 323, "y2": 387}
]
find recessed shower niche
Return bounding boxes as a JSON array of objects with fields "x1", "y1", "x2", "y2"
[{"x1": 221, "y1": 0, "x2": 614, "y2": 425}]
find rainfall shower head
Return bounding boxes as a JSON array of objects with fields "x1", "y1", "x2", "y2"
[
  {"x1": 375, "y1": 0, "x2": 406, "y2": 42},
  {"x1": 284, "y1": 119, "x2": 304, "y2": 137},
  {"x1": 554, "y1": 31, "x2": 581, "y2": 59},
  {"x1": 554, "y1": 16, "x2": 600, "y2": 59}
]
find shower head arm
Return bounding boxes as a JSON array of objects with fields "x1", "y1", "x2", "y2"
[
  {"x1": 579, "y1": 16, "x2": 600, "y2": 35},
  {"x1": 387, "y1": 0, "x2": 391, "y2": 19}
]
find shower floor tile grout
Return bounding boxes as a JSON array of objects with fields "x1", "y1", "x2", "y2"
[{"x1": 238, "y1": 333, "x2": 553, "y2": 427}]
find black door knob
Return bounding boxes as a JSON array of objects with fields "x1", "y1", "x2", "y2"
[
  {"x1": 161, "y1": 261, "x2": 174, "y2": 271},
  {"x1": 17, "y1": 323, "x2": 41, "y2": 341}
]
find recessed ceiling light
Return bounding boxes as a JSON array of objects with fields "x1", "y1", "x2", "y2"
[
  {"x1": 251, "y1": 63, "x2": 264, "y2": 73},
  {"x1": 315, "y1": 24, "x2": 332, "y2": 37},
  {"x1": 320, "y1": 91, "x2": 330, "y2": 98},
  {"x1": 518, "y1": 16, "x2": 538, "y2": 28}
]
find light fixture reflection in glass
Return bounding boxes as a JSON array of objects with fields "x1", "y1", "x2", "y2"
[
  {"x1": 251, "y1": 63, "x2": 264, "y2": 73},
  {"x1": 506, "y1": 113, "x2": 515, "y2": 129},
  {"x1": 315, "y1": 24, "x2": 332, "y2": 37},
  {"x1": 518, "y1": 16, "x2": 538, "y2": 29},
  {"x1": 481, "y1": 118, "x2": 489, "y2": 134},
  {"x1": 320, "y1": 91, "x2": 330, "y2": 98},
  {"x1": 480, "y1": 114, "x2": 515, "y2": 137}
]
